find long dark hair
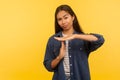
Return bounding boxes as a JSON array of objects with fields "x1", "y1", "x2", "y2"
[{"x1": 55, "y1": 4, "x2": 84, "y2": 34}]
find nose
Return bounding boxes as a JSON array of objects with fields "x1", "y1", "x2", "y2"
[{"x1": 62, "y1": 19, "x2": 66, "y2": 24}]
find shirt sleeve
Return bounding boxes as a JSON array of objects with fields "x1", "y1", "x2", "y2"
[
  {"x1": 43, "y1": 37, "x2": 55, "y2": 72},
  {"x1": 84, "y1": 33, "x2": 105, "y2": 53}
]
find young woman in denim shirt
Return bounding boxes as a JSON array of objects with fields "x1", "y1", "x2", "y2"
[{"x1": 43, "y1": 4, "x2": 105, "y2": 80}]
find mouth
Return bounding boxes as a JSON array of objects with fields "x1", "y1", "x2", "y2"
[
  {"x1": 62, "y1": 24, "x2": 68, "y2": 27},
  {"x1": 62, "y1": 26, "x2": 68, "y2": 29}
]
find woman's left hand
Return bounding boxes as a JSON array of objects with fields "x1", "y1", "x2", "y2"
[{"x1": 54, "y1": 34, "x2": 76, "y2": 41}]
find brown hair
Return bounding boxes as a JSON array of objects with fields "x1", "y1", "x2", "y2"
[{"x1": 55, "y1": 4, "x2": 84, "y2": 33}]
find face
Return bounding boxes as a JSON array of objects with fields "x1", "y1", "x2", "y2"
[{"x1": 56, "y1": 10, "x2": 74, "y2": 31}]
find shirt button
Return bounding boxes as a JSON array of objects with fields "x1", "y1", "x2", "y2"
[
  {"x1": 80, "y1": 48, "x2": 82, "y2": 50},
  {"x1": 70, "y1": 64, "x2": 72, "y2": 66},
  {"x1": 71, "y1": 72, "x2": 73, "y2": 75},
  {"x1": 69, "y1": 55, "x2": 71, "y2": 58},
  {"x1": 68, "y1": 47, "x2": 71, "y2": 49}
]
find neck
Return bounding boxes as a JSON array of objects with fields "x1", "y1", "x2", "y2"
[{"x1": 62, "y1": 28, "x2": 74, "y2": 36}]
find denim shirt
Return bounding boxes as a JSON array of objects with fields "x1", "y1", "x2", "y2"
[{"x1": 43, "y1": 31, "x2": 104, "y2": 80}]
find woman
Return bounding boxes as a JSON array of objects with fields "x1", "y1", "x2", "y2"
[{"x1": 43, "y1": 4, "x2": 104, "y2": 80}]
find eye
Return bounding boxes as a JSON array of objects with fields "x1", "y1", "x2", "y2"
[
  {"x1": 64, "y1": 17, "x2": 68, "y2": 19},
  {"x1": 57, "y1": 18, "x2": 62, "y2": 21}
]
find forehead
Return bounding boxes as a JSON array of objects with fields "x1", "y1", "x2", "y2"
[{"x1": 57, "y1": 10, "x2": 70, "y2": 18}]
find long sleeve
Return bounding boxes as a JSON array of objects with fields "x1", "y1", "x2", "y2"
[
  {"x1": 43, "y1": 37, "x2": 55, "y2": 72},
  {"x1": 84, "y1": 33, "x2": 105, "y2": 53}
]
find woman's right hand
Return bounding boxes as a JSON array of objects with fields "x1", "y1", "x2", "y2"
[
  {"x1": 51, "y1": 41, "x2": 66, "y2": 69},
  {"x1": 58, "y1": 41, "x2": 66, "y2": 60}
]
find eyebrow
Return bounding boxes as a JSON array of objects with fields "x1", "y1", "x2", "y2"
[
  {"x1": 57, "y1": 13, "x2": 69, "y2": 20},
  {"x1": 63, "y1": 14, "x2": 69, "y2": 17}
]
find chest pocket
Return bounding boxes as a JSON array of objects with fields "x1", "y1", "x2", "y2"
[{"x1": 71, "y1": 39, "x2": 85, "y2": 51}]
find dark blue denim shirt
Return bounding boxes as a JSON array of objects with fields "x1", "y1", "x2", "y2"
[{"x1": 43, "y1": 31, "x2": 104, "y2": 80}]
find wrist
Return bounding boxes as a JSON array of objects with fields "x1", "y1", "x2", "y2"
[
  {"x1": 74, "y1": 34, "x2": 79, "y2": 39},
  {"x1": 56, "y1": 56, "x2": 61, "y2": 60}
]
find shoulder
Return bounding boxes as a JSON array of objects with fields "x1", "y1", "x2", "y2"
[{"x1": 48, "y1": 32, "x2": 62, "y2": 41}]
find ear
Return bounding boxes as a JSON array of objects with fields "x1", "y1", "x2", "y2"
[{"x1": 72, "y1": 15, "x2": 75, "y2": 21}]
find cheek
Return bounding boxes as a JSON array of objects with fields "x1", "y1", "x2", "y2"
[
  {"x1": 70, "y1": 20, "x2": 74, "y2": 25},
  {"x1": 57, "y1": 21, "x2": 62, "y2": 26},
  {"x1": 70, "y1": 18, "x2": 74, "y2": 24}
]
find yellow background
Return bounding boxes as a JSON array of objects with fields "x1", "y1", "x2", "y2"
[{"x1": 0, "y1": 0, "x2": 120, "y2": 80}]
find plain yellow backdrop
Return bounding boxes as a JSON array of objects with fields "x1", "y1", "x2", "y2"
[{"x1": 0, "y1": 0, "x2": 120, "y2": 80}]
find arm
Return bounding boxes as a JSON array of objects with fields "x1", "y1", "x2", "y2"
[
  {"x1": 85, "y1": 33, "x2": 105, "y2": 52},
  {"x1": 51, "y1": 41, "x2": 66, "y2": 69},
  {"x1": 54, "y1": 34, "x2": 98, "y2": 41},
  {"x1": 43, "y1": 39, "x2": 66, "y2": 71},
  {"x1": 74, "y1": 34, "x2": 98, "y2": 41},
  {"x1": 54, "y1": 33, "x2": 105, "y2": 52}
]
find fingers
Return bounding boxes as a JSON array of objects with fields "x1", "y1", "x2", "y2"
[
  {"x1": 59, "y1": 41, "x2": 66, "y2": 59},
  {"x1": 54, "y1": 35, "x2": 74, "y2": 41},
  {"x1": 54, "y1": 37, "x2": 65, "y2": 41},
  {"x1": 61, "y1": 41, "x2": 65, "y2": 49},
  {"x1": 54, "y1": 36, "x2": 68, "y2": 41}
]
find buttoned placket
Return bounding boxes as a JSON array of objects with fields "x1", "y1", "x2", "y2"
[{"x1": 68, "y1": 41, "x2": 74, "y2": 80}]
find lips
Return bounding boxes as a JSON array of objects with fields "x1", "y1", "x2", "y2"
[
  {"x1": 62, "y1": 24, "x2": 68, "y2": 27},
  {"x1": 62, "y1": 26, "x2": 68, "y2": 29}
]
